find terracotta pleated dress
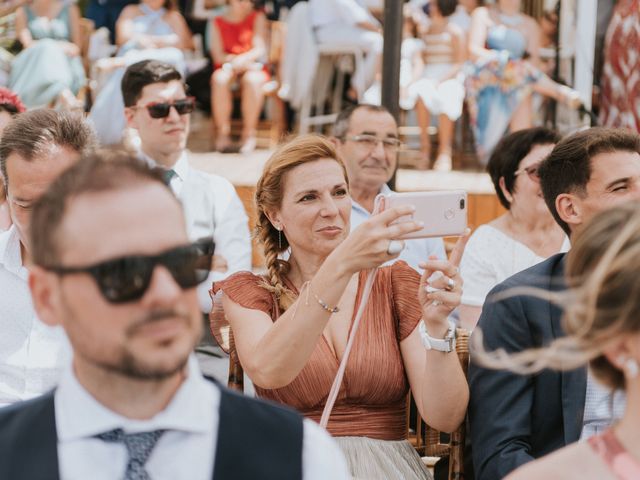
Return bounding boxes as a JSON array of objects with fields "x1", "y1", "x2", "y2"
[{"x1": 211, "y1": 261, "x2": 433, "y2": 480}]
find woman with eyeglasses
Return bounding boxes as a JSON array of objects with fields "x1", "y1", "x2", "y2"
[
  {"x1": 209, "y1": 0, "x2": 268, "y2": 154},
  {"x1": 458, "y1": 127, "x2": 569, "y2": 330},
  {"x1": 211, "y1": 134, "x2": 470, "y2": 479},
  {"x1": 88, "y1": 0, "x2": 194, "y2": 145}
]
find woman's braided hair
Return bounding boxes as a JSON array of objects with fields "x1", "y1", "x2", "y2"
[{"x1": 255, "y1": 134, "x2": 348, "y2": 312}]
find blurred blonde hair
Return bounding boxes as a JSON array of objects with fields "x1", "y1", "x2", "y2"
[
  {"x1": 473, "y1": 201, "x2": 640, "y2": 390},
  {"x1": 255, "y1": 134, "x2": 348, "y2": 312}
]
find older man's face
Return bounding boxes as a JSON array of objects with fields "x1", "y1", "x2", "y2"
[
  {"x1": 335, "y1": 109, "x2": 399, "y2": 192},
  {"x1": 5, "y1": 145, "x2": 80, "y2": 254}
]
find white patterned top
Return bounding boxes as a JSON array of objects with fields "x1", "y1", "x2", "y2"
[{"x1": 460, "y1": 224, "x2": 570, "y2": 307}]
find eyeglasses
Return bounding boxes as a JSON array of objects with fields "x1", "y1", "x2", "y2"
[
  {"x1": 136, "y1": 97, "x2": 196, "y2": 119},
  {"x1": 344, "y1": 134, "x2": 402, "y2": 152},
  {"x1": 514, "y1": 163, "x2": 541, "y2": 182},
  {"x1": 43, "y1": 238, "x2": 214, "y2": 304}
]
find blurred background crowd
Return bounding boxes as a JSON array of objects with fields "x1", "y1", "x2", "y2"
[{"x1": 0, "y1": 0, "x2": 635, "y2": 168}]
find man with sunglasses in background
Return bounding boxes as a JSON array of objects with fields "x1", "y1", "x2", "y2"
[
  {"x1": 0, "y1": 109, "x2": 96, "y2": 408},
  {"x1": 470, "y1": 127, "x2": 640, "y2": 480},
  {"x1": 0, "y1": 152, "x2": 349, "y2": 479},
  {"x1": 332, "y1": 104, "x2": 446, "y2": 270},
  {"x1": 122, "y1": 59, "x2": 251, "y2": 314}
]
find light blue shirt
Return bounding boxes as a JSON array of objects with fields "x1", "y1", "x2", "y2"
[
  {"x1": 580, "y1": 371, "x2": 626, "y2": 440},
  {"x1": 350, "y1": 185, "x2": 447, "y2": 270}
]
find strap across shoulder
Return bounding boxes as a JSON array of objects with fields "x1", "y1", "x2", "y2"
[{"x1": 588, "y1": 429, "x2": 640, "y2": 480}]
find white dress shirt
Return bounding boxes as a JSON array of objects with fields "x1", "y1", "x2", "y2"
[
  {"x1": 0, "y1": 225, "x2": 71, "y2": 407},
  {"x1": 350, "y1": 184, "x2": 447, "y2": 270},
  {"x1": 309, "y1": 0, "x2": 378, "y2": 28},
  {"x1": 55, "y1": 356, "x2": 350, "y2": 480},
  {"x1": 580, "y1": 371, "x2": 626, "y2": 440},
  {"x1": 143, "y1": 152, "x2": 252, "y2": 312}
]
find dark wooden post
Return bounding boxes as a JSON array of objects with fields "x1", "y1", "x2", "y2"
[{"x1": 382, "y1": 0, "x2": 403, "y2": 189}]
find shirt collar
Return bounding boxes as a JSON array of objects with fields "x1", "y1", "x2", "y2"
[
  {"x1": 55, "y1": 355, "x2": 216, "y2": 441},
  {"x1": 351, "y1": 184, "x2": 391, "y2": 215},
  {"x1": 138, "y1": 150, "x2": 189, "y2": 182},
  {"x1": 0, "y1": 225, "x2": 26, "y2": 276}
]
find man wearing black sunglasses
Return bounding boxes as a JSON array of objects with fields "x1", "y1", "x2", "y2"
[
  {"x1": 0, "y1": 152, "x2": 349, "y2": 479},
  {"x1": 0, "y1": 109, "x2": 96, "y2": 408},
  {"x1": 122, "y1": 60, "x2": 251, "y2": 313}
]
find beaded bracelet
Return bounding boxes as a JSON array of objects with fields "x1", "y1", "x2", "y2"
[{"x1": 308, "y1": 284, "x2": 340, "y2": 314}]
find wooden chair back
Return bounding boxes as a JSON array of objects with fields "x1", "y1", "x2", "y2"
[{"x1": 407, "y1": 328, "x2": 470, "y2": 480}]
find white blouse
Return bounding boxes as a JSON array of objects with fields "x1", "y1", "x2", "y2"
[{"x1": 460, "y1": 225, "x2": 570, "y2": 307}]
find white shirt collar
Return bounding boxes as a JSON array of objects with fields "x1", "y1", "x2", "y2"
[
  {"x1": 55, "y1": 355, "x2": 215, "y2": 441},
  {"x1": 0, "y1": 225, "x2": 26, "y2": 277},
  {"x1": 351, "y1": 184, "x2": 390, "y2": 216},
  {"x1": 138, "y1": 150, "x2": 189, "y2": 182}
]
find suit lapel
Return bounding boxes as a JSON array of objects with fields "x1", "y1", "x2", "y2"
[
  {"x1": 34, "y1": 393, "x2": 60, "y2": 480},
  {"x1": 550, "y1": 255, "x2": 587, "y2": 445},
  {"x1": 11, "y1": 392, "x2": 60, "y2": 479}
]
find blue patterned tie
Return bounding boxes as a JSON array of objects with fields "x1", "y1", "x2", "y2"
[
  {"x1": 96, "y1": 428, "x2": 166, "y2": 480},
  {"x1": 162, "y1": 169, "x2": 176, "y2": 186}
]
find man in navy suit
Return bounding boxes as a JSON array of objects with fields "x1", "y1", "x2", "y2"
[
  {"x1": 470, "y1": 127, "x2": 640, "y2": 480},
  {"x1": 0, "y1": 151, "x2": 348, "y2": 480}
]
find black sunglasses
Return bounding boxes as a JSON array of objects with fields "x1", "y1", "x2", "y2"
[
  {"x1": 138, "y1": 97, "x2": 196, "y2": 119},
  {"x1": 44, "y1": 238, "x2": 214, "y2": 304}
]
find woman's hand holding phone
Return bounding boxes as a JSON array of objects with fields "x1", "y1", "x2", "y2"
[
  {"x1": 330, "y1": 200, "x2": 423, "y2": 275},
  {"x1": 417, "y1": 230, "x2": 471, "y2": 336}
]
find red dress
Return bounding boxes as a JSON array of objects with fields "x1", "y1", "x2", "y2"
[
  {"x1": 212, "y1": 10, "x2": 268, "y2": 76},
  {"x1": 599, "y1": 0, "x2": 640, "y2": 131}
]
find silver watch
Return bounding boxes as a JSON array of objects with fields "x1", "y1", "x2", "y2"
[{"x1": 419, "y1": 321, "x2": 456, "y2": 352}]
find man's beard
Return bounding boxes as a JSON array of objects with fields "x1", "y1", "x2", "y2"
[{"x1": 61, "y1": 291, "x2": 201, "y2": 381}]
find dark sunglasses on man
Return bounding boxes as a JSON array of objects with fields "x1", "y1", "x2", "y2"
[
  {"x1": 43, "y1": 237, "x2": 214, "y2": 303},
  {"x1": 136, "y1": 97, "x2": 196, "y2": 119}
]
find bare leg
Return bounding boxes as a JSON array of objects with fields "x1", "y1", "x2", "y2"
[
  {"x1": 434, "y1": 114, "x2": 453, "y2": 171},
  {"x1": 509, "y1": 93, "x2": 533, "y2": 132},
  {"x1": 240, "y1": 69, "x2": 268, "y2": 154},
  {"x1": 416, "y1": 99, "x2": 431, "y2": 170},
  {"x1": 211, "y1": 68, "x2": 234, "y2": 151}
]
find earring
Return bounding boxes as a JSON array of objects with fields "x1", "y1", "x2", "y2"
[
  {"x1": 618, "y1": 356, "x2": 639, "y2": 379},
  {"x1": 276, "y1": 226, "x2": 282, "y2": 249},
  {"x1": 625, "y1": 358, "x2": 639, "y2": 379}
]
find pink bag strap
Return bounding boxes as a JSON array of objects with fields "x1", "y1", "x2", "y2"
[{"x1": 319, "y1": 269, "x2": 378, "y2": 429}]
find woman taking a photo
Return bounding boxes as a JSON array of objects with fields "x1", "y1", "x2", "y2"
[{"x1": 211, "y1": 134, "x2": 469, "y2": 479}]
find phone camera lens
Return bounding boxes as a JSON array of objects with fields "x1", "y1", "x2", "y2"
[{"x1": 459, "y1": 198, "x2": 465, "y2": 210}]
